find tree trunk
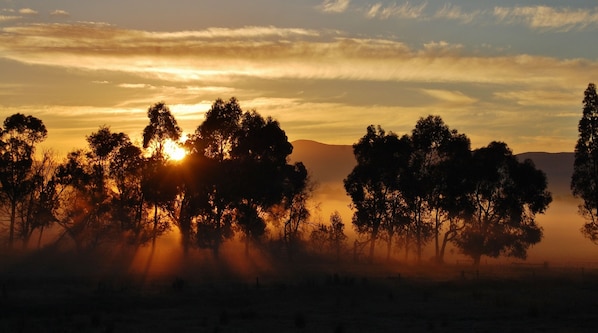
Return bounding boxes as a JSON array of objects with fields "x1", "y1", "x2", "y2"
[
  {"x1": 151, "y1": 204, "x2": 158, "y2": 251},
  {"x1": 386, "y1": 235, "x2": 392, "y2": 262},
  {"x1": 368, "y1": 229, "x2": 378, "y2": 263},
  {"x1": 473, "y1": 253, "x2": 482, "y2": 267},
  {"x1": 434, "y1": 210, "x2": 440, "y2": 263},
  {"x1": 37, "y1": 225, "x2": 45, "y2": 249},
  {"x1": 178, "y1": 195, "x2": 191, "y2": 257},
  {"x1": 213, "y1": 209, "x2": 222, "y2": 259},
  {"x1": 8, "y1": 202, "x2": 16, "y2": 249},
  {"x1": 438, "y1": 230, "x2": 453, "y2": 264}
]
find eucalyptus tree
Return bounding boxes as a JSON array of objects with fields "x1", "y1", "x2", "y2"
[
  {"x1": 455, "y1": 142, "x2": 552, "y2": 265},
  {"x1": 230, "y1": 110, "x2": 303, "y2": 255},
  {"x1": 344, "y1": 125, "x2": 410, "y2": 262},
  {"x1": 188, "y1": 98, "x2": 308, "y2": 258},
  {"x1": 571, "y1": 83, "x2": 598, "y2": 242},
  {"x1": 16, "y1": 150, "x2": 61, "y2": 249},
  {"x1": 403, "y1": 115, "x2": 472, "y2": 263},
  {"x1": 55, "y1": 127, "x2": 133, "y2": 251},
  {"x1": 109, "y1": 142, "x2": 148, "y2": 244},
  {"x1": 188, "y1": 97, "x2": 243, "y2": 257},
  {"x1": 0, "y1": 113, "x2": 47, "y2": 248},
  {"x1": 142, "y1": 102, "x2": 182, "y2": 249}
]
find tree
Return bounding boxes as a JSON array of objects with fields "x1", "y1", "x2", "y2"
[
  {"x1": 403, "y1": 115, "x2": 472, "y2": 263},
  {"x1": 196, "y1": 97, "x2": 242, "y2": 161},
  {"x1": 344, "y1": 125, "x2": 410, "y2": 262},
  {"x1": 16, "y1": 150, "x2": 61, "y2": 249},
  {"x1": 188, "y1": 98, "x2": 308, "y2": 258},
  {"x1": 455, "y1": 142, "x2": 552, "y2": 265},
  {"x1": 571, "y1": 83, "x2": 598, "y2": 242},
  {"x1": 329, "y1": 211, "x2": 347, "y2": 261},
  {"x1": 0, "y1": 113, "x2": 47, "y2": 248},
  {"x1": 143, "y1": 102, "x2": 182, "y2": 157},
  {"x1": 142, "y1": 102, "x2": 182, "y2": 250},
  {"x1": 189, "y1": 98, "x2": 244, "y2": 257},
  {"x1": 109, "y1": 142, "x2": 148, "y2": 245},
  {"x1": 54, "y1": 127, "x2": 139, "y2": 252},
  {"x1": 230, "y1": 111, "x2": 301, "y2": 255}
]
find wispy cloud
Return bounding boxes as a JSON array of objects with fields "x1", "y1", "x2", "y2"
[
  {"x1": 494, "y1": 5, "x2": 598, "y2": 31},
  {"x1": 0, "y1": 15, "x2": 20, "y2": 22},
  {"x1": 50, "y1": 10, "x2": 70, "y2": 17},
  {"x1": 421, "y1": 89, "x2": 477, "y2": 106},
  {"x1": 18, "y1": 8, "x2": 38, "y2": 15},
  {"x1": 494, "y1": 89, "x2": 578, "y2": 107},
  {"x1": 318, "y1": 0, "x2": 350, "y2": 13},
  {"x1": 434, "y1": 4, "x2": 481, "y2": 24},
  {"x1": 366, "y1": 1, "x2": 427, "y2": 19}
]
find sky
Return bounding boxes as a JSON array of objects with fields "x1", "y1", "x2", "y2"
[{"x1": 2, "y1": 0, "x2": 598, "y2": 155}]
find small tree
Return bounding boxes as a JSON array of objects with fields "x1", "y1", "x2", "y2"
[{"x1": 329, "y1": 211, "x2": 347, "y2": 261}]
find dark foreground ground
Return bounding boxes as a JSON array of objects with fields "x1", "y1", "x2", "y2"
[{"x1": 1, "y1": 253, "x2": 598, "y2": 333}]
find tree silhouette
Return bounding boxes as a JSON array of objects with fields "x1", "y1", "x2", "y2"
[
  {"x1": 142, "y1": 102, "x2": 182, "y2": 250},
  {"x1": 329, "y1": 211, "x2": 348, "y2": 261},
  {"x1": 188, "y1": 98, "x2": 308, "y2": 257},
  {"x1": 16, "y1": 151, "x2": 60, "y2": 248},
  {"x1": 572, "y1": 83, "x2": 598, "y2": 243},
  {"x1": 0, "y1": 113, "x2": 47, "y2": 248},
  {"x1": 230, "y1": 111, "x2": 299, "y2": 255},
  {"x1": 109, "y1": 142, "x2": 148, "y2": 244},
  {"x1": 189, "y1": 98, "x2": 244, "y2": 257},
  {"x1": 403, "y1": 115, "x2": 472, "y2": 263},
  {"x1": 455, "y1": 142, "x2": 552, "y2": 265},
  {"x1": 143, "y1": 102, "x2": 182, "y2": 157},
  {"x1": 344, "y1": 125, "x2": 410, "y2": 262}
]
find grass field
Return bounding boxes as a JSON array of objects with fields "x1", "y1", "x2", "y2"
[{"x1": 2, "y1": 250, "x2": 598, "y2": 333}]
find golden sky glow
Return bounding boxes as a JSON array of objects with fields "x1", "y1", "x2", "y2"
[{"x1": 1, "y1": 1, "x2": 598, "y2": 154}]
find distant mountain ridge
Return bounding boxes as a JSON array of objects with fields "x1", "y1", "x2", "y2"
[{"x1": 290, "y1": 140, "x2": 575, "y2": 200}]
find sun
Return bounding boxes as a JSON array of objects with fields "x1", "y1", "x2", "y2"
[{"x1": 163, "y1": 138, "x2": 187, "y2": 161}]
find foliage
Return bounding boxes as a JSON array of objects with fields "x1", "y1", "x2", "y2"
[
  {"x1": 345, "y1": 116, "x2": 551, "y2": 264},
  {"x1": 455, "y1": 142, "x2": 551, "y2": 264},
  {"x1": 572, "y1": 83, "x2": 598, "y2": 243},
  {"x1": 344, "y1": 125, "x2": 410, "y2": 262},
  {"x1": 0, "y1": 113, "x2": 48, "y2": 248}
]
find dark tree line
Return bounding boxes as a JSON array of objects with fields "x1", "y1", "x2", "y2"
[
  {"x1": 0, "y1": 98, "x2": 321, "y2": 261},
  {"x1": 3, "y1": 95, "x2": 571, "y2": 266},
  {"x1": 345, "y1": 116, "x2": 552, "y2": 265}
]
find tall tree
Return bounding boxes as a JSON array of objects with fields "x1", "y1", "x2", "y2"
[
  {"x1": 142, "y1": 102, "x2": 182, "y2": 249},
  {"x1": 189, "y1": 98, "x2": 243, "y2": 258},
  {"x1": 572, "y1": 83, "x2": 598, "y2": 242},
  {"x1": 16, "y1": 150, "x2": 61, "y2": 249},
  {"x1": 109, "y1": 142, "x2": 148, "y2": 244},
  {"x1": 403, "y1": 115, "x2": 472, "y2": 263},
  {"x1": 230, "y1": 111, "x2": 299, "y2": 255},
  {"x1": 455, "y1": 142, "x2": 552, "y2": 265},
  {"x1": 188, "y1": 98, "x2": 308, "y2": 258},
  {"x1": 344, "y1": 126, "x2": 410, "y2": 262},
  {"x1": 0, "y1": 113, "x2": 47, "y2": 248}
]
